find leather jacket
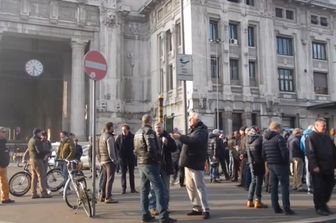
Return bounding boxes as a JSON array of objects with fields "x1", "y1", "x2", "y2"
[{"x1": 134, "y1": 125, "x2": 161, "y2": 165}]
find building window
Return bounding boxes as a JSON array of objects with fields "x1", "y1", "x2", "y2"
[
  {"x1": 277, "y1": 36, "x2": 293, "y2": 56},
  {"x1": 251, "y1": 113, "x2": 257, "y2": 126},
  {"x1": 249, "y1": 61, "x2": 256, "y2": 80},
  {"x1": 320, "y1": 17, "x2": 328, "y2": 26},
  {"x1": 286, "y1": 10, "x2": 294, "y2": 20},
  {"x1": 210, "y1": 56, "x2": 219, "y2": 79},
  {"x1": 229, "y1": 23, "x2": 238, "y2": 42},
  {"x1": 275, "y1": 8, "x2": 283, "y2": 18},
  {"x1": 176, "y1": 22, "x2": 181, "y2": 46},
  {"x1": 209, "y1": 20, "x2": 219, "y2": 41},
  {"x1": 314, "y1": 72, "x2": 328, "y2": 94},
  {"x1": 311, "y1": 15, "x2": 318, "y2": 24},
  {"x1": 278, "y1": 68, "x2": 294, "y2": 92},
  {"x1": 160, "y1": 68, "x2": 164, "y2": 92},
  {"x1": 166, "y1": 30, "x2": 172, "y2": 52},
  {"x1": 167, "y1": 64, "x2": 173, "y2": 91},
  {"x1": 312, "y1": 42, "x2": 327, "y2": 60},
  {"x1": 230, "y1": 59, "x2": 239, "y2": 81},
  {"x1": 232, "y1": 112, "x2": 242, "y2": 131},
  {"x1": 159, "y1": 36, "x2": 163, "y2": 57},
  {"x1": 246, "y1": 0, "x2": 254, "y2": 6},
  {"x1": 248, "y1": 26, "x2": 255, "y2": 47}
]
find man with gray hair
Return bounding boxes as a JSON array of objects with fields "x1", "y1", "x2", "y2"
[
  {"x1": 134, "y1": 114, "x2": 176, "y2": 223},
  {"x1": 307, "y1": 118, "x2": 336, "y2": 216},
  {"x1": 172, "y1": 112, "x2": 210, "y2": 220},
  {"x1": 262, "y1": 121, "x2": 294, "y2": 215}
]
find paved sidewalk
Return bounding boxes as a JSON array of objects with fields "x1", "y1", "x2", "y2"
[{"x1": 0, "y1": 166, "x2": 335, "y2": 223}]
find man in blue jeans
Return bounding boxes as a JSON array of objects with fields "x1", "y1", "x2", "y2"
[
  {"x1": 134, "y1": 114, "x2": 177, "y2": 223},
  {"x1": 262, "y1": 122, "x2": 295, "y2": 215}
]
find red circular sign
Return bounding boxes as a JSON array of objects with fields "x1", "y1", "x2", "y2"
[{"x1": 84, "y1": 50, "x2": 107, "y2": 80}]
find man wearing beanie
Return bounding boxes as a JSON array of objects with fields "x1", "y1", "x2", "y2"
[{"x1": 28, "y1": 128, "x2": 51, "y2": 199}]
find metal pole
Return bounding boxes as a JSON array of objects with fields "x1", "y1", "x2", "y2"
[
  {"x1": 181, "y1": 0, "x2": 188, "y2": 134},
  {"x1": 91, "y1": 79, "x2": 96, "y2": 216},
  {"x1": 216, "y1": 43, "x2": 219, "y2": 129}
]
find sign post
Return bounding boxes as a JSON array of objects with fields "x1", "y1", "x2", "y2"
[{"x1": 84, "y1": 50, "x2": 107, "y2": 217}]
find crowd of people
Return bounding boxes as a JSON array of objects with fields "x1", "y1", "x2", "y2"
[
  {"x1": 0, "y1": 113, "x2": 335, "y2": 223},
  {"x1": 207, "y1": 117, "x2": 336, "y2": 217}
]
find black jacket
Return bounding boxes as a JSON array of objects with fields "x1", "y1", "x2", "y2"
[
  {"x1": 134, "y1": 125, "x2": 161, "y2": 165},
  {"x1": 179, "y1": 122, "x2": 209, "y2": 170},
  {"x1": 287, "y1": 135, "x2": 304, "y2": 159},
  {"x1": 158, "y1": 131, "x2": 177, "y2": 175},
  {"x1": 307, "y1": 131, "x2": 336, "y2": 175},
  {"x1": 247, "y1": 135, "x2": 265, "y2": 175},
  {"x1": 115, "y1": 133, "x2": 136, "y2": 164},
  {"x1": 262, "y1": 130, "x2": 289, "y2": 165},
  {"x1": 0, "y1": 139, "x2": 9, "y2": 168}
]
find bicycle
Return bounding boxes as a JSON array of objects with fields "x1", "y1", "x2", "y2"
[
  {"x1": 60, "y1": 159, "x2": 92, "y2": 217},
  {"x1": 9, "y1": 162, "x2": 65, "y2": 197}
]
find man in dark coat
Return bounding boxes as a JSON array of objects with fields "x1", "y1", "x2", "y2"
[
  {"x1": 115, "y1": 124, "x2": 137, "y2": 194},
  {"x1": 246, "y1": 127, "x2": 267, "y2": 208},
  {"x1": 172, "y1": 112, "x2": 210, "y2": 220},
  {"x1": 0, "y1": 127, "x2": 14, "y2": 203},
  {"x1": 149, "y1": 122, "x2": 177, "y2": 215},
  {"x1": 307, "y1": 118, "x2": 336, "y2": 216},
  {"x1": 262, "y1": 122, "x2": 294, "y2": 215}
]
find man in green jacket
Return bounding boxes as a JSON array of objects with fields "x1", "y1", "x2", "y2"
[
  {"x1": 28, "y1": 128, "x2": 51, "y2": 199},
  {"x1": 57, "y1": 131, "x2": 76, "y2": 181}
]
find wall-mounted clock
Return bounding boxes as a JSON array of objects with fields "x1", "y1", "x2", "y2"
[{"x1": 25, "y1": 59, "x2": 44, "y2": 77}]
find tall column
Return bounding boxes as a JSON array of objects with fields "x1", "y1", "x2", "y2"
[{"x1": 70, "y1": 39, "x2": 86, "y2": 140}]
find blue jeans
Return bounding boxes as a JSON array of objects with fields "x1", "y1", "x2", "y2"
[
  {"x1": 149, "y1": 170, "x2": 170, "y2": 210},
  {"x1": 138, "y1": 164, "x2": 169, "y2": 221},
  {"x1": 248, "y1": 165, "x2": 263, "y2": 201},
  {"x1": 210, "y1": 163, "x2": 219, "y2": 181},
  {"x1": 269, "y1": 164, "x2": 290, "y2": 210}
]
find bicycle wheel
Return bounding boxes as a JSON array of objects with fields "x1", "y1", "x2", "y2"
[
  {"x1": 47, "y1": 168, "x2": 65, "y2": 192},
  {"x1": 9, "y1": 172, "x2": 31, "y2": 197},
  {"x1": 79, "y1": 181, "x2": 92, "y2": 217},
  {"x1": 64, "y1": 180, "x2": 79, "y2": 209}
]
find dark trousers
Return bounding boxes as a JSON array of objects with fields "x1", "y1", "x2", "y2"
[
  {"x1": 102, "y1": 162, "x2": 116, "y2": 199},
  {"x1": 121, "y1": 159, "x2": 135, "y2": 191},
  {"x1": 239, "y1": 158, "x2": 248, "y2": 185},
  {"x1": 311, "y1": 173, "x2": 335, "y2": 211},
  {"x1": 269, "y1": 164, "x2": 290, "y2": 211},
  {"x1": 232, "y1": 158, "x2": 240, "y2": 181},
  {"x1": 179, "y1": 166, "x2": 185, "y2": 186},
  {"x1": 219, "y1": 154, "x2": 230, "y2": 179}
]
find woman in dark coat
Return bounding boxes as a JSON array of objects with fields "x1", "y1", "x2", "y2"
[{"x1": 246, "y1": 127, "x2": 267, "y2": 208}]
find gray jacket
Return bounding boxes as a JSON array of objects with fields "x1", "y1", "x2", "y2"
[{"x1": 98, "y1": 132, "x2": 118, "y2": 165}]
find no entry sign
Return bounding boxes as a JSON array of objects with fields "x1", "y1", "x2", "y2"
[{"x1": 84, "y1": 50, "x2": 107, "y2": 80}]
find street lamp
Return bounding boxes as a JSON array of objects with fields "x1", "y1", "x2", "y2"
[{"x1": 209, "y1": 38, "x2": 222, "y2": 129}]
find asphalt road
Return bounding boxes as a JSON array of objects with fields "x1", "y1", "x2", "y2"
[{"x1": 1, "y1": 165, "x2": 336, "y2": 223}]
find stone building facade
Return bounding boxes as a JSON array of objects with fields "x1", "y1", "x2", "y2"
[{"x1": 0, "y1": 0, "x2": 335, "y2": 140}]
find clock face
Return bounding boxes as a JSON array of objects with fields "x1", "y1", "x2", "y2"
[{"x1": 25, "y1": 59, "x2": 43, "y2": 77}]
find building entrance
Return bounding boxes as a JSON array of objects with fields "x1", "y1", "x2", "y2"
[{"x1": 0, "y1": 34, "x2": 71, "y2": 141}]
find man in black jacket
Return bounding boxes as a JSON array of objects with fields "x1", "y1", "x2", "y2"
[
  {"x1": 134, "y1": 114, "x2": 176, "y2": 223},
  {"x1": 149, "y1": 122, "x2": 177, "y2": 215},
  {"x1": 115, "y1": 124, "x2": 137, "y2": 194},
  {"x1": 307, "y1": 118, "x2": 336, "y2": 216},
  {"x1": 262, "y1": 122, "x2": 294, "y2": 215},
  {"x1": 172, "y1": 112, "x2": 210, "y2": 220},
  {"x1": 0, "y1": 127, "x2": 14, "y2": 204}
]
